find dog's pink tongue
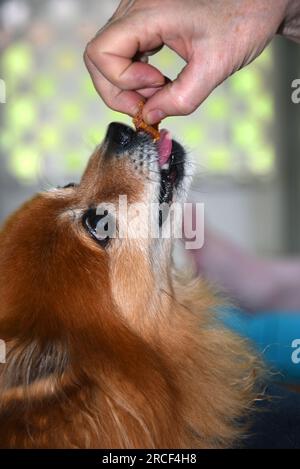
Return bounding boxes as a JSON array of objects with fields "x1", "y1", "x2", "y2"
[{"x1": 158, "y1": 130, "x2": 172, "y2": 167}]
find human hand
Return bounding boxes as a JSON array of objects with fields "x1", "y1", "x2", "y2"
[{"x1": 84, "y1": 0, "x2": 298, "y2": 124}]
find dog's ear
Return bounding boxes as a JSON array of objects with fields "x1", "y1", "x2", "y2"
[{"x1": 0, "y1": 338, "x2": 70, "y2": 405}]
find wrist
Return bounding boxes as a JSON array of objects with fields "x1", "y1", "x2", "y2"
[{"x1": 278, "y1": 0, "x2": 300, "y2": 42}]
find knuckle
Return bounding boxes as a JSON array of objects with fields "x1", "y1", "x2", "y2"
[
  {"x1": 98, "y1": 90, "x2": 114, "y2": 110},
  {"x1": 173, "y1": 94, "x2": 196, "y2": 115},
  {"x1": 84, "y1": 38, "x2": 108, "y2": 69},
  {"x1": 83, "y1": 47, "x2": 90, "y2": 66},
  {"x1": 84, "y1": 40, "x2": 97, "y2": 63},
  {"x1": 103, "y1": 88, "x2": 120, "y2": 110},
  {"x1": 103, "y1": 93, "x2": 114, "y2": 108}
]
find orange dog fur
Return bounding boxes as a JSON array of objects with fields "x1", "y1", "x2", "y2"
[{"x1": 0, "y1": 124, "x2": 262, "y2": 448}]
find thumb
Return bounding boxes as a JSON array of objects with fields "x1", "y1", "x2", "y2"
[{"x1": 143, "y1": 54, "x2": 225, "y2": 124}]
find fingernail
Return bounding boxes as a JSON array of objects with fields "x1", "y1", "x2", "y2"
[
  {"x1": 152, "y1": 77, "x2": 166, "y2": 86},
  {"x1": 145, "y1": 110, "x2": 166, "y2": 125},
  {"x1": 151, "y1": 82, "x2": 165, "y2": 88}
]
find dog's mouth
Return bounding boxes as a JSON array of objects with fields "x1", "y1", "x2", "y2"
[
  {"x1": 157, "y1": 130, "x2": 185, "y2": 205},
  {"x1": 104, "y1": 122, "x2": 186, "y2": 206}
]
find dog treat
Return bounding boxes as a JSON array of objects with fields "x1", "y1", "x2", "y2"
[{"x1": 133, "y1": 101, "x2": 161, "y2": 141}]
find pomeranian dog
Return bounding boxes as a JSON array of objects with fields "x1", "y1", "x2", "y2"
[{"x1": 0, "y1": 123, "x2": 261, "y2": 448}]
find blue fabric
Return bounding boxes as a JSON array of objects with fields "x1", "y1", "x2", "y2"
[
  {"x1": 219, "y1": 308, "x2": 300, "y2": 383},
  {"x1": 242, "y1": 384, "x2": 300, "y2": 448}
]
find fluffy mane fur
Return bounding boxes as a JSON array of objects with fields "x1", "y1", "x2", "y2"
[{"x1": 0, "y1": 269, "x2": 262, "y2": 448}]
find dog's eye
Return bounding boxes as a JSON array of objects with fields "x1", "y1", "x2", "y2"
[
  {"x1": 82, "y1": 208, "x2": 111, "y2": 248},
  {"x1": 62, "y1": 183, "x2": 77, "y2": 189},
  {"x1": 56, "y1": 183, "x2": 77, "y2": 189}
]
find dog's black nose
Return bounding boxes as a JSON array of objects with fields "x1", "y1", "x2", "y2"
[{"x1": 106, "y1": 122, "x2": 135, "y2": 147}]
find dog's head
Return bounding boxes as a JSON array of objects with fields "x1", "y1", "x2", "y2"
[{"x1": 0, "y1": 123, "x2": 188, "y2": 398}]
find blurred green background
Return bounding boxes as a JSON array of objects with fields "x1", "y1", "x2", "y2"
[
  {"x1": 0, "y1": 0, "x2": 300, "y2": 256},
  {"x1": 0, "y1": 0, "x2": 275, "y2": 182}
]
